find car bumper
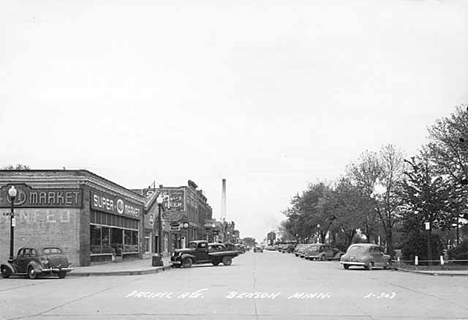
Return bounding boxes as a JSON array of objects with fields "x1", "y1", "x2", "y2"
[
  {"x1": 40, "y1": 267, "x2": 73, "y2": 273},
  {"x1": 340, "y1": 261, "x2": 366, "y2": 266},
  {"x1": 170, "y1": 260, "x2": 181, "y2": 265}
]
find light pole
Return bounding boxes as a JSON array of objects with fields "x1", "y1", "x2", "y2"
[
  {"x1": 425, "y1": 221, "x2": 431, "y2": 265},
  {"x1": 157, "y1": 194, "x2": 164, "y2": 256},
  {"x1": 151, "y1": 194, "x2": 164, "y2": 267},
  {"x1": 8, "y1": 186, "x2": 17, "y2": 262}
]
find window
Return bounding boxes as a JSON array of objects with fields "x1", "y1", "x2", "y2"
[
  {"x1": 90, "y1": 225, "x2": 102, "y2": 254},
  {"x1": 102, "y1": 227, "x2": 111, "y2": 253},
  {"x1": 30, "y1": 249, "x2": 37, "y2": 256},
  {"x1": 124, "y1": 230, "x2": 138, "y2": 253},
  {"x1": 199, "y1": 242, "x2": 207, "y2": 249},
  {"x1": 43, "y1": 248, "x2": 62, "y2": 254}
]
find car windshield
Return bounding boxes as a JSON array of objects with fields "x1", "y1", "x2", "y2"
[{"x1": 43, "y1": 248, "x2": 62, "y2": 254}]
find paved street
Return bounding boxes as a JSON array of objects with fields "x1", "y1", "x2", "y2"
[{"x1": 1, "y1": 250, "x2": 467, "y2": 320}]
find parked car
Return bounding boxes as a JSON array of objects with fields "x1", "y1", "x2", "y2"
[
  {"x1": 340, "y1": 243, "x2": 391, "y2": 270},
  {"x1": 285, "y1": 244, "x2": 297, "y2": 253},
  {"x1": 304, "y1": 244, "x2": 344, "y2": 261},
  {"x1": 294, "y1": 244, "x2": 308, "y2": 257},
  {"x1": 223, "y1": 243, "x2": 238, "y2": 252},
  {"x1": 296, "y1": 244, "x2": 314, "y2": 258},
  {"x1": 1, "y1": 246, "x2": 73, "y2": 279},
  {"x1": 171, "y1": 240, "x2": 239, "y2": 268},
  {"x1": 235, "y1": 244, "x2": 246, "y2": 254},
  {"x1": 254, "y1": 246, "x2": 263, "y2": 253}
]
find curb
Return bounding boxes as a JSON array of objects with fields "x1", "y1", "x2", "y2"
[
  {"x1": 394, "y1": 268, "x2": 468, "y2": 277},
  {"x1": 68, "y1": 265, "x2": 173, "y2": 277}
]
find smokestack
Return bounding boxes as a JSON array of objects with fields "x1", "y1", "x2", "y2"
[{"x1": 221, "y1": 179, "x2": 226, "y2": 220}]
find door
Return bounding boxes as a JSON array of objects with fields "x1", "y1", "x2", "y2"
[
  {"x1": 324, "y1": 245, "x2": 334, "y2": 259},
  {"x1": 15, "y1": 248, "x2": 28, "y2": 273},
  {"x1": 111, "y1": 228, "x2": 123, "y2": 256},
  {"x1": 371, "y1": 246, "x2": 384, "y2": 266},
  {"x1": 195, "y1": 242, "x2": 210, "y2": 261}
]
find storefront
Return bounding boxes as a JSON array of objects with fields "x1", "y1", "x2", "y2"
[
  {"x1": 0, "y1": 170, "x2": 145, "y2": 267},
  {"x1": 89, "y1": 190, "x2": 142, "y2": 263}
]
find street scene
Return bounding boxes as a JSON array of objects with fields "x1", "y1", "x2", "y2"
[
  {"x1": 1, "y1": 1, "x2": 468, "y2": 319},
  {"x1": 1, "y1": 250, "x2": 467, "y2": 320}
]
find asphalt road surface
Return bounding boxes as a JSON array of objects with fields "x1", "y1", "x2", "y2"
[{"x1": 1, "y1": 250, "x2": 467, "y2": 320}]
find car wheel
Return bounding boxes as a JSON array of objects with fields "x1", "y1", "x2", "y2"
[
  {"x1": 182, "y1": 257, "x2": 193, "y2": 268},
  {"x1": 28, "y1": 267, "x2": 38, "y2": 279},
  {"x1": 320, "y1": 255, "x2": 326, "y2": 261},
  {"x1": 58, "y1": 271, "x2": 67, "y2": 279},
  {"x1": 1, "y1": 266, "x2": 10, "y2": 278},
  {"x1": 343, "y1": 264, "x2": 349, "y2": 270},
  {"x1": 222, "y1": 256, "x2": 232, "y2": 266}
]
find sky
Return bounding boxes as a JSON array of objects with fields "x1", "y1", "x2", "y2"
[{"x1": 1, "y1": 0, "x2": 467, "y2": 242}]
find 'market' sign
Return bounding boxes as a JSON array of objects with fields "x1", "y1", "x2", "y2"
[{"x1": 0, "y1": 184, "x2": 82, "y2": 208}]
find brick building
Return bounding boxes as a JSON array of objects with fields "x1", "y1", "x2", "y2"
[
  {"x1": 135, "y1": 180, "x2": 213, "y2": 253},
  {"x1": 0, "y1": 170, "x2": 145, "y2": 267}
]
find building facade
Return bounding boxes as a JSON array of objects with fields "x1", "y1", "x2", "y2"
[
  {"x1": 0, "y1": 170, "x2": 145, "y2": 266},
  {"x1": 135, "y1": 180, "x2": 214, "y2": 254}
]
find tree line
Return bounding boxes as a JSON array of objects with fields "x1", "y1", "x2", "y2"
[{"x1": 280, "y1": 105, "x2": 468, "y2": 261}]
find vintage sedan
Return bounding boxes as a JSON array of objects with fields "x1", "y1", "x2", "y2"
[
  {"x1": 1, "y1": 246, "x2": 73, "y2": 279},
  {"x1": 304, "y1": 244, "x2": 343, "y2": 261},
  {"x1": 340, "y1": 243, "x2": 391, "y2": 270},
  {"x1": 253, "y1": 246, "x2": 263, "y2": 253}
]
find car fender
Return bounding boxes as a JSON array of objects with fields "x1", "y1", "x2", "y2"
[
  {"x1": 27, "y1": 261, "x2": 43, "y2": 273},
  {"x1": 1, "y1": 262, "x2": 16, "y2": 274},
  {"x1": 180, "y1": 253, "x2": 196, "y2": 262}
]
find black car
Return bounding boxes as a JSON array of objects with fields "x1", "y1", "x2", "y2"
[{"x1": 1, "y1": 246, "x2": 73, "y2": 279}]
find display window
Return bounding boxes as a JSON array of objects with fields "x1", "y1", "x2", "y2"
[{"x1": 90, "y1": 210, "x2": 139, "y2": 255}]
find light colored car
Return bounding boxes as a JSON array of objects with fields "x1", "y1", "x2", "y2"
[
  {"x1": 340, "y1": 243, "x2": 391, "y2": 270},
  {"x1": 304, "y1": 244, "x2": 343, "y2": 261}
]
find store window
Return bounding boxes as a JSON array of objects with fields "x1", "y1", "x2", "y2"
[
  {"x1": 124, "y1": 229, "x2": 138, "y2": 253},
  {"x1": 90, "y1": 210, "x2": 139, "y2": 256},
  {"x1": 90, "y1": 225, "x2": 102, "y2": 254}
]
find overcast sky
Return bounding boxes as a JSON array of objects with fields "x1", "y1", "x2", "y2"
[{"x1": 1, "y1": 0, "x2": 467, "y2": 242}]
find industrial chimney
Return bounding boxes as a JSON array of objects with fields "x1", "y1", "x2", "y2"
[{"x1": 221, "y1": 178, "x2": 226, "y2": 220}]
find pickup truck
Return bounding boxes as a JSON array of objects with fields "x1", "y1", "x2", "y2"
[{"x1": 170, "y1": 240, "x2": 239, "y2": 268}]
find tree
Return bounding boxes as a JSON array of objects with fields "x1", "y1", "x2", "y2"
[
  {"x1": 325, "y1": 177, "x2": 369, "y2": 247},
  {"x1": 282, "y1": 182, "x2": 333, "y2": 243},
  {"x1": 1, "y1": 164, "x2": 31, "y2": 170},
  {"x1": 426, "y1": 105, "x2": 468, "y2": 185},
  {"x1": 347, "y1": 145, "x2": 405, "y2": 255},
  {"x1": 398, "y1": 156, "x2": 458, "y2": 263}
]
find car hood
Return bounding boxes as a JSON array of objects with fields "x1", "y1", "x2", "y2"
[{"x1": 174, "y1": 248, "x2": 196, "y2": 254}]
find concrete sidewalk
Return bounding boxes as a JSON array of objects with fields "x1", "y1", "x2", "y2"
[
  {"x1": 69, "y1": 257, "x2": 173, "y2": 277},
  {"x1": 395, "y1": 267, "x2": 468, "y2": 277}
]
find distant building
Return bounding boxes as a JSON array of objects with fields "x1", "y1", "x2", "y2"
[{"x1": 134, "y1": 180, "x2": 213, "y2": 254}]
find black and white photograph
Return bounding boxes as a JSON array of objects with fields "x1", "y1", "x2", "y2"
[{"x1": 0, "y1": 1, "x2": 467, "y2": 319}]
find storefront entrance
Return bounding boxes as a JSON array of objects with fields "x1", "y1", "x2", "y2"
[{"x1": 111, "y1": 227, "x2": 123, "y2": 256}]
